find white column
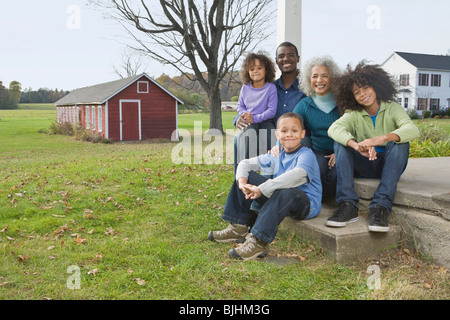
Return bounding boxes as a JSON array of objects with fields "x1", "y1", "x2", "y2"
[{"x1": 277, "y1": 0, "x2": 302, "y2": 67}]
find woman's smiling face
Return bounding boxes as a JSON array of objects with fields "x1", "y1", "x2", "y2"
[{"x1": 310, "y1": 65, "x2": 331, "y2": 96}]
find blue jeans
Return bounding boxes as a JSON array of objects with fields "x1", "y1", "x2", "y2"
[
  {"x1": 334, "y1": 141, "x2": 410, "y2": 212},
  {"x1": 222, "y1": 171, "x2": 311, "y2": 243},
  {"x1": 313, "y1": 149, "x2": 337, "y2": 201}
]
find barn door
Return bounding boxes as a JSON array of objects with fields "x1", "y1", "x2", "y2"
[{"x1": 120, "y1": 100, "x2": 141, "y2": 141}]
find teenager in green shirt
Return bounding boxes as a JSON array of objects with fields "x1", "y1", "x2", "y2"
[{"x1": 327, "y1": 62, "x2": 419, "y2": 232}]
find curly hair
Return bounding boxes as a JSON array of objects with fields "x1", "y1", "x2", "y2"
[
  {"x1": 240, "y1": 52, "x2": 276, "y2": 85},
  {"x1": 334, "y1": 61, "x2": 398, "y2": 114},
  {"x1": 299, "y1": 55, "x2": 342, "y2": 96}
]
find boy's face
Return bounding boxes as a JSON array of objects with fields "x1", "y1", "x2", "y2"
[{"x1": 275, "y1": 117, "x2": 305, "y2": 153}]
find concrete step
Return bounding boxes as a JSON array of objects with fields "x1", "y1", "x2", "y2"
[
  {"x1": 280, "y1": 158, "x2": 450, "y2": 268},
  {"x1": 280, "y1": 205, "x2": 402, "y2": 264}
]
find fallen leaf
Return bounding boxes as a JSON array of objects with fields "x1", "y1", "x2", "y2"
[
  {"x1": 104, "y1": 228, "x2": 116, "y2": 235},
  {"x1": 17, "y1": 255, "x2": 29, "y2": 262},
  {"x1": 52, "y1": 214, "x2": 66, "y2": 218},
  {"x1": 87, "y1": 228, "x2": 94, "y2": 235},
  {"x1": 0, "y1": 225, "x2": 9, "y2": 233},
  {"x1": 134, "y1": 278, "x2": 145, "y2": 285},
  {"x1": 88, "y1": 268, "x2": 99, "y2": 276},
  {"x1": 47, "y1": 246, "x2": 56, "y2": 250},
  {"x1": 424, "y1": 280, "x2": 433, "y2": 289},
  {"x1": 74, "y1": 234, "x2": 87, "y2": 245}
]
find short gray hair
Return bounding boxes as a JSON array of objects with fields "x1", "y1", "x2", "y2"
[{"x1": 299, "y1": 56, "x2": 342, "y2": 97}]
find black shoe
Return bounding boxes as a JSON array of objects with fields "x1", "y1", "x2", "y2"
[
  {"x1": 326, "y1": 201, "x2": 359, "y2": 227},
  {"x1": 369, "y1": 205, "x2": 390, "y2": 232}
]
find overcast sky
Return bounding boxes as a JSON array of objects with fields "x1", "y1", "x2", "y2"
[{"x1": 1, "y1": 0, "x2": 449, "y2": 91}]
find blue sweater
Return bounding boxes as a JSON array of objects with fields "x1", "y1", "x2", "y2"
[{"x1": 293, "y1": 97, "x2": 340, "y2": 154}]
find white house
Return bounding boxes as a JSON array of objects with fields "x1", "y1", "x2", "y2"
[{"x1": 382, "y1": 52, "x2": 450, "y2": 115}]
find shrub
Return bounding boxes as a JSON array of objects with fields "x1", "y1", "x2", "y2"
[
  {"x1": 415, "y1": 121, "x2": 450, "y2": 143},
  {"x1": 423, "y1": 110, "x2": 431, "y2": 119},
  {"x1": 407, "y1": 109, "x2": 419, "y2": 119},
  {"x1": 410, "y1": 139, "x2": 450, "y2": 158}
]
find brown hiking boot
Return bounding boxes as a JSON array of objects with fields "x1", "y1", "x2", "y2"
[
  {"x1": 228, "y1": 234, "x2": 270, "y2": 261},
  {"x1": 208, "y1": 223, "x2": 249, "y2": 243}
]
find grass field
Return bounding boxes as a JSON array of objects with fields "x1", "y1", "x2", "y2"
[{"x1": 0, "y1": 105, "x2": 448, "y2": 301}]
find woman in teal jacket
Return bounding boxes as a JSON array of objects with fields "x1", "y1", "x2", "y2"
[{"x1": 292, "y1": 56, "x2": 342, "y2": 201}]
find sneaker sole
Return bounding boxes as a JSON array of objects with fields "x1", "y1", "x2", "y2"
[
  {"x1": 369, "y1": 225, "x2": 390, "y2": 233},
  {"x1": 228, "y1": 248, "x2": 270, "y2": 261},
  {"x1": 326, "y1": 217, "x2": 359, "y2": 228},
  {"x1": 208, "y1": 231, "x2": 246, "y2": 244}
]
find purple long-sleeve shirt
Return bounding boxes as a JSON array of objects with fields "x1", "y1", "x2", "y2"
[{"x1": 236, "y1": 82, "x2": 278, "y2": 124}]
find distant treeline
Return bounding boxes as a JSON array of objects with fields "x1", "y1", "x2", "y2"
[
  {"x1": 154, "y1": 72, "x2": 242, "y2": 111},
  {"x1": 0, "y1": 80, "x2": 71, "y2": 109},
  {"x1": 20, "y1": 87, "x2": 70, "y2": 104},
  {"x1": 0, "y1": 81, "x2": 22, "y2": 109}
]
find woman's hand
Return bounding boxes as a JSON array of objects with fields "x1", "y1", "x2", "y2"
[{"x1": 325, "y1": 153, "x2": 336, "y2": 169}]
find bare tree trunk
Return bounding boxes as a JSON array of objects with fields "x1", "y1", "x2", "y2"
[{"x1": 91, "y1": 0, "x2": 274, "y2": 133}]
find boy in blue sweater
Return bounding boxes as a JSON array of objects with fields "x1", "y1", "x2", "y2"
[{"x1": 209, "y1": 113, "x2": 322, "y2": 260}]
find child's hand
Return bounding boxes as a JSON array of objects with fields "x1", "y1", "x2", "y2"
[
  {"x1": 269, "y1": 145, "x2": 281, "y2": 157},
  {"x1": 243, "y1": 112, "x2": 254, "y2": 124},
  {"x1": 241, "y1": 184, "x2": 262, "y2": 200}
]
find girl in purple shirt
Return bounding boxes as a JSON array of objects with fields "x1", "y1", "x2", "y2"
[{"x1": 236, "y1": 53, "x2": 278, "y2": 164}]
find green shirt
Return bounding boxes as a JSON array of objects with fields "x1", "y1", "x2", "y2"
[{"x1": 328, "y1": 101, "x2": 419, "y2": 146}]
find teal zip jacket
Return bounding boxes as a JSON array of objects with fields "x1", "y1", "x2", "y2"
[
  {"x1": 293, "y1": 96, "x2": 340, "y2": 153},
  {"x1": 328, "y1": 101, "x2": 419, "y2": 146}
]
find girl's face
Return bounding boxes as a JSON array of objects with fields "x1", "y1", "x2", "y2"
[
  {"x1": 352, "y1": 84, "x2": 379, "y2": 110},
  {"x1": 249, "y1": 59, "x2": 266, "y2": 86},
  {"x1": 310, "y1": 65, "x2": 332, "y2": 96}
]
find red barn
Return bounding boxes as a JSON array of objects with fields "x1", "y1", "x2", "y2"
[{"x1": 54, "y1": 73, "x2": 183, "y2": 141}]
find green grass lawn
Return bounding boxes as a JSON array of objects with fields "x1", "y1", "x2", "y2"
[{"x1": 0, "y1": 106, "x2": 448, "y2": 301}]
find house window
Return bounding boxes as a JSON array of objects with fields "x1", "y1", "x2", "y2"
[
  {"x1": 98, "y1": 106, "x2": 103, "y2": 132},
  {"x1": 430, "y1": 74, "x2": 441, "y2": 87},
  {"x1": 430, "y1": 99, "x2": 440, "y2": 110},
  {"x1": 419, "y1": 73, "x2": 429, "y2": 86},
  {"x1": 404, "y1": 98, "x2": 409, "y2": 109},
  {"x1": 86, "y1": 106, "x2": 90, "y2": 129},
  {"x1": 92, "y1": 106, "x2": 96, "y2": 130},
  {"x1": 397, "y1": 97, "x2": 402, "y2": 105},
  {"x1": 418, "y1": 98, "x2": 428, "y2": 111},
  {"x1": 400, "y1": 74, "x2": 409, "y2": 86},
  {"x1": 137, "y1": 81, "x2": 149, "y2": 93}
]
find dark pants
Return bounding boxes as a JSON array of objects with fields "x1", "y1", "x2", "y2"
[
  {"x1": 313, "y1": 149, "x2": 337, "y2": 202},
  {"x1": 335, "y1": 141, "x2": 410, "y2": 212},
  {"x1": 222, "y1": 171, "x2": 311, "y2": 243}
]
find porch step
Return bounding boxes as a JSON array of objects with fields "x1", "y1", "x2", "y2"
[{"x1": 280, "y1": 205, "x2": 402, "y2": 264}]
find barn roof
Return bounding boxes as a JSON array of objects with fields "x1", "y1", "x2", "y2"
[
  {"x1": 55, "y1": 73, "x2": 184, "y2": 106},
  {"x1": 394, "y1": 52, "x2": 450, "y2": 71}
]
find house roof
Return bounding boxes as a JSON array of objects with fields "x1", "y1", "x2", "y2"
[
  {"x1": 394, "y1": 52, "x2": 450, "y2": 71},
  {"x1": 55, "y1": 73, "x2": 184, "y2": 106}
]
